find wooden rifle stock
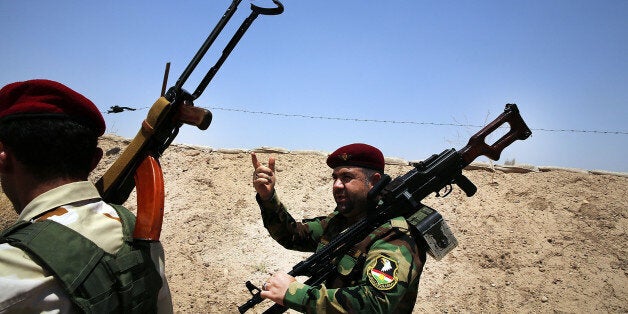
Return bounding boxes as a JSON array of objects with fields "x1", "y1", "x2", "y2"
[{"x1": 459, "y1": 103, "x2": 532, "y2": 165}]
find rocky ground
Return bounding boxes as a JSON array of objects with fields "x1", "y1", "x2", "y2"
[{"x1": 1, "y1": 134, "x2": 626, "y2": 313}]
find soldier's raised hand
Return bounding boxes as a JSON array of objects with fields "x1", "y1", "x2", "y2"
[{"x1": 251, "y1": 152, "x2": 276, "y2": 200}]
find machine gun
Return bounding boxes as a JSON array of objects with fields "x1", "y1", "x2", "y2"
[
  {"x1": 239, "y1": 103, "x2": 532, "y2": 313},
  {"x1": 95, "y1": 0, "x2": 284, "y2": 241}
]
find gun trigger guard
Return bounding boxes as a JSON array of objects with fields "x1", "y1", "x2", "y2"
[
  {"x1": 250, "y1": 0, "x2": 284, "y2": 15},
  {"x1": 443, "y1": 185, "x2": 453, "y2": 197},
  {"x1": 436, "y1": 184, "x2": 453, "y2": 198}
]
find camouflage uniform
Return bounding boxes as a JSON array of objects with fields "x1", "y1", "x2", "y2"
[
  {"x1": 0, "y1": 181, "x2": 173, "y2": 313},
  {"x1": 257, "y1": 193, "x2": 426, "y2": 313}
]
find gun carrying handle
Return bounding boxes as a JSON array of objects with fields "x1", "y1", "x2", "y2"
[
  {"x1": 459, "y1": 104, "x2": 532, "y2": 165},
  {"x1": 133, "y1": 155, "x2": 165, "y2": 241}
]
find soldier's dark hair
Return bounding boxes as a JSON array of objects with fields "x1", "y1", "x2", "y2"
[
  {"x1": 0, "y1": 117, "x2": 99, "y2": 181},
  {"x1": 360, "y1": 168, "x2": 382, "y2": 186}
]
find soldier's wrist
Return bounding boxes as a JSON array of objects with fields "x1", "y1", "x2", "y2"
[
  {"x1": 283, "y1": 281, "x2": 309, "y2": 312},
  {"x1": 258, "y1": 189, "x2": 276, "y2": 202}
]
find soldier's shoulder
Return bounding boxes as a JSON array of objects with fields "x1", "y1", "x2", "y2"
[
  {"x1": 389, "y1": 216, "x2": 410, "y2": 231},
  {"x1": 0, "y1": 242, "x2": 47, "y2": 279},
  {"x1": 371, "y1": 216, "x2": 410, "y2": 235}
]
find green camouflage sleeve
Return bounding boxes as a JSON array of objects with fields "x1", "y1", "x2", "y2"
[
  {"x1": 256, "y1": 192, "x2": 329, "y2": 252},
  {"x1": 282, "y1": 219, "x2": 422, "y2": 313}
]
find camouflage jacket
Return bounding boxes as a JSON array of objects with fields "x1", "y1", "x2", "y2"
[{"x1": 257, "y1": 193, "x2": 426, "y2": 313}]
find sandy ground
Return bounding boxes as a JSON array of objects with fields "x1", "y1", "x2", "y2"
[{"x1": 1, "y1": 134, "x2": 626, "y2": 313}]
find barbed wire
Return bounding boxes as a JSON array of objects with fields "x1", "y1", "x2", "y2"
[
  {"x1": 208, "y1": 106, "x2": 628, "y2": 135},
  {"x1": 104, "y1": 105, "x2": 628, "y2": 135},
  {"x1": 212, "y1": 106, "x2": 485, "y2": 127}
]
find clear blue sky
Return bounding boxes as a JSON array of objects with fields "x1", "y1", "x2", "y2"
[{"x1": 1, "y1": 1, "x2": 626, "y2": 172}]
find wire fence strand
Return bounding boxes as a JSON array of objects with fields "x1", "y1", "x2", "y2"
[
  {"x1": 208, "y1": 106, "x2": 628, "y2": 135},
  {"x1": 104, "y1": 105, "x2": 628, "y2": 135}
]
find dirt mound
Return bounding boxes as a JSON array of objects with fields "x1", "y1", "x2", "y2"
[{"x1": 1, "y1": 134, "x2": 626, "y2": 313}]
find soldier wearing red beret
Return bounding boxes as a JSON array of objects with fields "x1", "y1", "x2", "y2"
[
  {"x1": 0, "y1": 79, "x2": 173, "y2": 313},
  {"x1": 251, "y1": 143, "x2": 425, "y2": 313}
]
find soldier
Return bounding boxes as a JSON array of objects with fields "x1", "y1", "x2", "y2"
[
  {"x1": 0, "y1": 79, "x2": 173, "y2": 313},
  {"x1": 251, "y1": 143, "x2": 426, "y2": 313}
]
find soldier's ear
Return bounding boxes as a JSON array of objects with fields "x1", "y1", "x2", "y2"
[
  {"x1": 0, "y1": 142, "x2": 8, "y2": 173},
  {"x1": 370, "y1": 172, "x2": 382, "y2": 186},
  {"x1": 0, "y1": 142, "x2": 19, "y2": 174}
]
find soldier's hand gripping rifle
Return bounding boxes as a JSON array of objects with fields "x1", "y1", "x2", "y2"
[
  {"x1": 95, "y1": 0, "x2": 284, "y2": 241},
  {"x1": 239, "y1": 103, "x2": 532, "y2": 313}
]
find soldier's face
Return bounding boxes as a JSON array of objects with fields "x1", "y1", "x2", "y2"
[{"x1": 331, "y1": 167, "x2": 374, "y2": 220}]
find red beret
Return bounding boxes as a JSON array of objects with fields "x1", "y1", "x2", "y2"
[
  {"x1": 326, "y1": 143, "x2": 385, "y2": 172},
  {"x1": 0, "y1": 79, "x2": 105, "y2": 136}
]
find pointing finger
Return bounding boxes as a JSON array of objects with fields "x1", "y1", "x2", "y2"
[{"x1": 251, "y1": 152, "x2": 261, "y2": 169}]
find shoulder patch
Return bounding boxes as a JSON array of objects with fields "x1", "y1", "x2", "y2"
[{"x1": 367, "y1": 255, "x2": 399, "y2": 290}]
